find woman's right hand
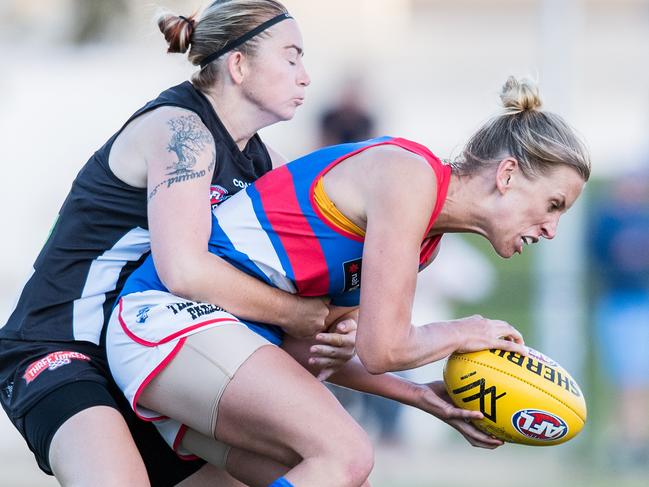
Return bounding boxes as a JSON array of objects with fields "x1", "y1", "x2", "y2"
[
  {"x1": 417, "y1": 381, "x2": 504, "y2": 449},
  {"x1": 282, "y1": 296, "x2": 330, "y2": 338},
  {"x1": 452, "y1": 314, "x2": 527, "y2": 356}
]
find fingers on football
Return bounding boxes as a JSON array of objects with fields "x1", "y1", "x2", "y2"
[
  {"x1": 424, "y1": 391, "x2": 482, "y2": 420},
  {"x1": 496, "y1": 321, "x2": 525, "y2": 345},
  {"x1": 493, "y1": 337, "x2": 528, "y2": 356},
  {"x1": 468, "y1": 437, "x2": 503, "y2": 449},
  {"x1": 444, "y1": 405, "x2": 483, "y2": 421},
  {"x1": 456, "y1": 422, "x2": 504, "y2": 449}
]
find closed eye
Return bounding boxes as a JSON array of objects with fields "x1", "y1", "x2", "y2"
[{"x1": 549, "y1": 200, "x2": 566, "y2": 212}]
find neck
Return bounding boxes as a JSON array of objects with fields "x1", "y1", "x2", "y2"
[
  {"x1": 430, "y1": 171, "x2": 492, "y2": 238},
  {"x1": 201, "y1": 84, "x2": 275, "y2": 150}
]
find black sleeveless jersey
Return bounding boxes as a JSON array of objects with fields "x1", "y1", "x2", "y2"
[{"x1": 1, "y1": 82, "x2": 272, "y2": 344}]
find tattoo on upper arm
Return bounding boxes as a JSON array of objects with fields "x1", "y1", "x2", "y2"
[{"x1": 148, "y1": 114, "x2": 214, "y2": 202}]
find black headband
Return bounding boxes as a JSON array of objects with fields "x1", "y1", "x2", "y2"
[{"x1": 200, "y1": 12, "x2": 292, "y2": 68}]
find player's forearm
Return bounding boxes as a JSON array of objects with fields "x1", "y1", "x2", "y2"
[
  {"x1": 357, "y1": 321, "x2": 461, "y2": 373},
  {"x1": 165, "y1": 251, "x2": 299, "y2": 328},
  {"x1": 326, "y1": 357, "x2": 422, "y2": 407},
  {"x1": 397, "y1": 322, "x2": 462, "y2": 369}
]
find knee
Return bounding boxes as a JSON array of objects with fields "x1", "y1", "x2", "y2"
[{"x1": 328, "y1": 429, "x2": 374, "y2": 487}]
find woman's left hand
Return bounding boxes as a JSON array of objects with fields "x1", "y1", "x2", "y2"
[
  {"x1": 415, "y1": 381, "x2": 505, "y2": 449},
  {"x1": 308, "y1": 318, "x2": 357, "y2": 381}
]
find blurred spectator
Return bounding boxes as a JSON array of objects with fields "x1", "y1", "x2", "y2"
[
  {"x1": 590, "y1": 170, "x2": 649, "y2": 468},
  {"x1": 69, "y1": 0, "x2": 129, "y2": 44},
  {"x1": 318, "y1": 77, "x2": 375, "y2": 147}
]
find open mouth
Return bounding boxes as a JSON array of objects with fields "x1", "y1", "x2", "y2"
[{"x1": 516, "y1": 235, "x2": 539, "y2": 254}]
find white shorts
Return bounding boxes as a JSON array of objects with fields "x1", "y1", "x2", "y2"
[{"x1": 106, "y1": 290, "x2": 271, "y2": 459}]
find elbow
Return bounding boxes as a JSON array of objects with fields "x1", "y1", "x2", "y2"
[
  {"x1": 157, "y1": 259, "x2": 199, "y2": 299},
  {"x1": 357, "y1": 345, "x2": 400, "y2": 375},
  {"x1": 160, "y1": 271, "x2": 190, "y2": 298},
  {"x1": 363, "y1": 361, "x2": 391, "y2": 376},
  {"x1": 164, "y1": 278, "x2": 191, "y2": 299},
  {"x1": 356, "y1": 321, "x2": 413, "y2": 374}
]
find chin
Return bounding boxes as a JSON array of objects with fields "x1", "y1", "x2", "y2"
[
  {"x1": 491, "y1": 241, "x2": 514, "y2": 259},
  {"x1": 275, "y1": 108, "x2": 297, "y2": 123},
  {"x1": 259, "y1": 105, "x2": 295, "y2": 125},
  {"x1": 286, "y1": 105, "x2": 301, "y2": 118}
]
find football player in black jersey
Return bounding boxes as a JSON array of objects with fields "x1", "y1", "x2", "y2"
[{"x1": 0, "y1": 1, "x2": 356, "y2": 485}]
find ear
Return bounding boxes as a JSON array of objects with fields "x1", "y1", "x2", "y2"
[
  {"x1": 225, "y1": 51, "x2": 247, "y2": 85},
  {"x1": 495, "y1": 157, "x2": 519, "y2": 194}
]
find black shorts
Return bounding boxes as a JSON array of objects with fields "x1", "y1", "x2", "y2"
[{"x1": 0, "y1": 338, "x2": 205, "y2": 486}]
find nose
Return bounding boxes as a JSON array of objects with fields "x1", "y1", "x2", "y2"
[
  {"x1": 541, "y1": 215, "x2": 560, "y2": 240},
  {"x1": 298, "y1": 63, "x2": 311, "y2": 87}
]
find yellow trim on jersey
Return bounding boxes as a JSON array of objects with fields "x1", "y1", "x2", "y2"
[{"x1": 313, "y1": 178, "x2": 365, "y2": 237}]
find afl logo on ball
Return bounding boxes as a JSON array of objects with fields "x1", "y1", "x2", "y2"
[{"x1": 512, "y1": 409, "x2": 568, "y2": 441}]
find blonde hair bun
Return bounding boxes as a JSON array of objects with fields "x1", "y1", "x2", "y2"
[{"x1": 500, "y1": 76, "x2": 542, "y2": 114}]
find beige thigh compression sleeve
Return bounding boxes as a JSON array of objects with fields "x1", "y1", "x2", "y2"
[
  {"x1": 181, "y1": 428, "x2": 232, "y2": 468},
  {"x1": 139, "y1": 323, "x2": 271, "y2": 440}
]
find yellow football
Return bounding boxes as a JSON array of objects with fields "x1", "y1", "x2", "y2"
[{"x1": 443, "y1": 347, "x2": 587, "y2": 446}]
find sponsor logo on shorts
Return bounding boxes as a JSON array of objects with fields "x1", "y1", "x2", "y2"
[
  {"x1": 166, "y1": 302, "x2": 225, "y2": 321},
  {"x1": 512, "y1": 409, "x2": 568, "y2": 441},
  {"x1": 342, "y1": 258, "x2": 362, "y2": 292},
  {"x1": 136, "y1": 306, "x2": 151, "y2": 324},
  {"x1": 210, "y1": 184, "x2": 230, "y2": 209},
  {"x1": 23, "y1": 351, "x2": 91, "y2": 384}
]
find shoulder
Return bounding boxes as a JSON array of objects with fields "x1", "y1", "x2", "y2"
[
  {"x1": 128, "y1": 106, "x2": 213, "y2": 145},
  {"x1": 354, "y1": 144, "x2": 438, "y2": 195}
]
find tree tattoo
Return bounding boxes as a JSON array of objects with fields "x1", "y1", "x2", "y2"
[{"x1": 148, "y1": 114, "x2": 214, "y2": 202}]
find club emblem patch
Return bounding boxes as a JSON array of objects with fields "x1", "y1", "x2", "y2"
[{"x1": 210, "y1": 185, "x2": 230, "y2": 209}]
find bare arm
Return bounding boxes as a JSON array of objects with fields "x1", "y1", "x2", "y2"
[
  {"x1": 131, "y1": 108, "x2": 327, "y2": 336},
  {"x1": 282, "y1": 333, "x2": 503, "y2": 449},
  {"x1": 353, "y1": 151, "x2": 526, "y2": 373},
  {"x1": 325, "y1": 358, "x2": 504, "y2": 449}
]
